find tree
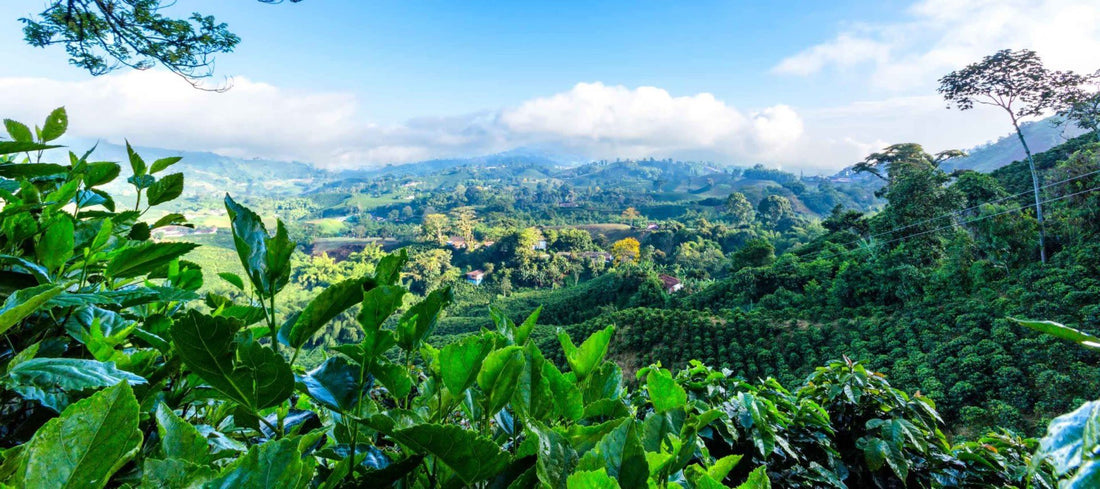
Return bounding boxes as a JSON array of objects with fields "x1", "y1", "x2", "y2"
[
  {"x1": 611, "y1": 237, "x2": 641, "y2": 265},
  {"x1": 419, "y1": 213, "x2": 449, "y2": 245},
  {"x1": 756, "y1": 195, "x2": 793, "y2": 229},
  {"x1": 449, "y1": 207, "x2": 477, "y2": 244},
  {"x1": 938, "y1": 49, "x2": 1076, "y2": 263},
  {"x1": 20, "y1": 0, "x2": 300, "y2": 89},
  {"x1": 622, "y1": 207, "x2": 642, "y2": 227},
  {"x1": 724, "y1": 192, "x2": 754, "y2": 226},
  {"x1": 1055, "y1": 69, "x2": 1100, "y2": 142}
]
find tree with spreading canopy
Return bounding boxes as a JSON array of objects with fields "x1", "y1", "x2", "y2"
[
  {"x1": 19, "y1": 0, "x2": 302, "y2": 90},
  {"x1": 938, "y1": 49, "x2": 1080, "y2": 263}
]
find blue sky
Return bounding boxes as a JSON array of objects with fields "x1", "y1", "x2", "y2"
[{"x1": 1, "y1": 0, "x2": 1099, "y2": 172}]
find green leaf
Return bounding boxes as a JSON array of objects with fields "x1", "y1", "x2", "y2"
[
  {"x1": 374, "y1": 249, "x2": 408, "y2": 285},
  {"x1": 6, "y1": 358, "x2": 147, "y2": 412},
  {"x1": 279, "y1": 275, "x2": 376, "y2": 349},
  {"x1": 83, "y1": 162, "x2": 121, "y2": 187},
  {"x1": 151, "y1": 213, "x2": 188, "y2": 229},
  {"x1": 1038, "y1": 400, "x2": 1100, "y2": 477},
  {"x1": 684, "y1": 465, "x2": 727, "y2": 489},
  {"x1": 150, "y1": 156, "x2": 183, "y2": 174},
  {"x1": 736, "y1": 466, "x2": 772, "y2": 489},
  {"x1": 0, "y1": 141, "x2": 60, "y2": 155},
  {"x1": 367, "y1": 420, "x2": 510, "y2": 485},
  {"x1": 170, "y1": 311, "x2": 293, "y2": 411},
  {"x1": 146, "y1": 172, "x2": 184, "y2": 206},
  {"x1": 477, "y1": 345, "x2": 525, "y2": 415},
  {"x1": 298, "y1": 356, "x2": 364, "y2": 412},
  {"x1": 709, "y1": 454, "x2": 743, "y2": 481},
  {"x1": 225, "y1": 194, "x2": 295, "y2": 298},
  {"x1": 105, "y1": 241, "x2": 199, "y2": 279},
  {"x1": 529, "y1": 422, "x2": 578, "y2": 489},
  {"x1": 218, "y1": 272, "x2": 246, "y2": 291},
  {"x1": 40, "y1": 107, "x2": 67, "y2": 142},
  {"x1": 205, "y1": 437, "x2": 314, "y2": 489},
  {"x1": 0, "y1": 162, "x2": 67, "y2": 178},
  {"x1": 558, "y1": 325, "x2": 614, "y2": 380},
  {"x1": 1012, "y1": 318, "x2": 1100, "y2": 351},
  {"x1": 566, "y1": 469, "x2": 621, "y2": 489},
  {"x1": 4, "y1": 119, "x2": 33, "y2": 142},
  {"x1": 645, "y1": 366, "x2": 687, "y2": 413},
  {"x1": 543, "y1": 360, "x2": 584, "y2": 421},
  {"x1": 440, "y1": 334, "x2": 494, "y2": 395},
  {"x1": 36, "y1": 215, "x2": 74, "y2": 274},
  {"x1": 576, "y1": 419, "x2": 648, "y2": 488},
  {"x1": 395, "y1": 286, "x2": 453, "y2": 351},
  {"x1": 155, "y1": 403, "x2": 209, "y2": 462},
  {"x1": 0, "y1": 285, "x2": 62, "y2": 336},
  {"x1": 515, "y1": 306, "x2": 542, "y2": 345},
  {"x1": 21, "y1": 383, "x2": 142, "y2": 489},
  {"x1": 357, "y1": 285, "x2": 405, "y2": 332},
  {"x1": 126, "y1": 141, "x2": 147, "y2": 177},
  {"x1": 141, "y1": 458, "x2": 216, "y2": 489},
  {"x1": 371, "y1": 358, "x2": 414, "y2": 399}
]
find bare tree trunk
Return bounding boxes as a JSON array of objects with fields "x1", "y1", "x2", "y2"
[{"x1": 1013, "y1": 119, "x2": 1046, "y2": 264}]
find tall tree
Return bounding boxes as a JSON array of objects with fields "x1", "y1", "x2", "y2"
[
  {"x1": 20, "y1": 0, "x2": 301, "y2": 89},
  {"x1": 724, "y1": 192, "x2": 755, "y2": 226},
  {"x1": 1055, "y1": 69, "x2": 1100, "y2": 142},
  {"x1": 622, "y1": 207, "x2": 642, "y2": 227},
  {"x1": 938, "y1": 49, "x2": 1075, "y2": 263}
]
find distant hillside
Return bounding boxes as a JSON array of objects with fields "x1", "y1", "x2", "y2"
[
  {"x1": 77, "y1": 140, "x2": 328, "y2": 198},
  {"x1": 942, "y1": 118, "x2": 1085, "y2": 173}
]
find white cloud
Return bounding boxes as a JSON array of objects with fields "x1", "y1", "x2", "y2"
[
  {"x1": 500, "y1": 82, "x2": 803, "y2": 161},
  {"x1": 0, "y1": 74, "x2": 806, "y2": 169},
  {"x1": 774, "y1": 0, "x2": 1100, "y2": 91}
]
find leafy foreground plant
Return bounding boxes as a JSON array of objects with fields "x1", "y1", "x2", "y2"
[{"x1": 0, "y1": 108, "x2": 1069, "y2": 487}]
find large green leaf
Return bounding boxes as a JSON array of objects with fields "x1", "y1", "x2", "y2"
[
  {"x1": 83, "y1": 162, "x2": 121, "y2": 187},
  {"x1": 364, "y1": 419, "x2": 510, "y2": 485},
  {"x1": 279, "y1": 275, "x2": 376, "y2": 349},
  {"x1": 39, "y1": 107, "x2": 68, "y2": 142},
  {"x1": 543, "y1": 360, "x2": 584, "y2": 421},
  {"x1": 440, "y1": 334, "x2": 494, "y2": 395},
  {"x1": 0, "y1": 285, "x2": 61, "y2": 336},
  {"x1": 514, "y1": 306, "x2": 542, "y2": 345},
  {"x1": 371, "y1": 358, "x2": 414, "y2": 399},
  {"x1": 155, "y1": 402, "x2": 209, "y2": 462},
  {"x1": 105, "y1": 241, "x2": 199, "y2": 279},
  {"x1": 478, "y1": 345, "x2": 525, "y2": 415},
  {"x1": 4, "y1": 118, "x2": 33, "y2": 142},
  {"x1": 204, "y1": 437, "x2": 314, "y2": 489},
  {"x1": 513, "y1": 342, "x2": 554, "y2": 421},
  {"x1": 36, "y1": 215, "x2": 73, "y2": 274},
  {"x1": 170, "y1": 311, "x2": 293, "y2": 411},
  {"x1": 1012, "y1": 318, "x2": 1100, "y2": 351},
  {"x1": 150, "y1": 156, "x2": 183, "y2": 174},
  {"x1": 125, "y1": 141, "x2": 146, "y2": 177},
  {"x1": 736, "y1": 466, "x2": 772, "y2": 488},
  {"x1": 297, "y1": 356, "x2": 364, "y2": 412},
  {"x1": 566, "y1": 469, "x2": 621, "y2": 489},
  {"x1": 0, "y1": 141, "x2": 61, "y2": 155},
  {"x1": 225, "y1": 194, "x2": 295, "y2": 298},
  {"x1": 1038, "y1": 400, "x2": 1100, "y2": 478},
  {"x1": 146, "y1": 172, "x2": 184, "y2": 206},
  {"x1": 357, "y1": 285, "x2": 405, "y2": 332},
  {"x1": 395, "y1": 286, "x2": 453, "y2": 351},
  {"x1": 644, "y1": 366, "x2": 687, "y2": 413},
  {"x1": 558, "y1": 325, "x2": 614, "y2": 380},
  {"x1": 141, "y1": 458, "x2": 216, "y2": 489},
  {"x1": 374, "y1": 249, "x2": 408, "y2": 286},
  {"x1": 575, "y1": 419, "x2": 648, "y2": 488},
  {"x1": 529, "y1": 422, "x2": 578, "y2": 489},
  {"x1": 21, "y1": 383, "x2": 142, "y2": 489},
  {"x1": 6, "y1": 358, "x2": 147, "y2": 412}
]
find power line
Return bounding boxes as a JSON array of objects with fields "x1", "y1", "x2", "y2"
[
  {"x1": 828, "y1": 168, "x2": 1100, "y2": 252},
  {"x1": 809, "y1": 183, "x2": 1100, "y2": 264}
]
